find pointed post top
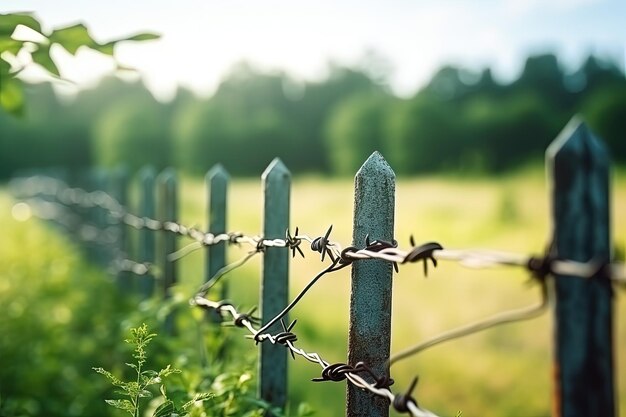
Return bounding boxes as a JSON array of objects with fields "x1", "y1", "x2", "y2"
[
  {"x1": 113, "y1": 164, "x2": 129, "y2": 178},
  {"x1": 157, "y1": 167, "x2": 177, "y2": 184},
  {"x1": 138, "y1": 166, "x2": 156, "y2": 183},
  {"x1": 206, "y1": 163, "x2": 230, "y2": 181},
  {"x1": 547, "y1": 115, "x2": 608, "y2": 163},
  {"x1": 356, "y1": 151, "x2": 395, "y2": 180},
  {"x1": 262, "y1": 158, "x2": 290, "y2": 181}
]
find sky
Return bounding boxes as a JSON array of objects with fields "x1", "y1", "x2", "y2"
[{"x1": 2, "y1": 0, "x2": 625, "y2": 101}]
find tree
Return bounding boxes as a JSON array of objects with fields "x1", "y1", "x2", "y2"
[
  {"x1": 174, "y1": 64, "x2": 299, "y2": 175},
  {"x1": 324, "y1": 92, "x2": 395, "y2": 175},
  {"x1": 92, "y1": 81, "x2": 172, "y2": 172},
  {"x1": 583, "y1": 85, "x2": 626, "y2": 162}
]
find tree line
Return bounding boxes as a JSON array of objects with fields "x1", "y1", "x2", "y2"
[{"x1": 0, "y1": 52, "x2": 624, "y2": 179}]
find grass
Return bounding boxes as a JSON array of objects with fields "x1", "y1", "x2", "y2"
[{"x1": 2, "y1": 168, "x2": 626, "y2": 417}]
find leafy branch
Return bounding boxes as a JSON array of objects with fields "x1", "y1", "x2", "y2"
[
  {"x1": 0, "y1": 12, "x2": 159, "y2": 115},
  {"x1": 93, "y1": 324, "x2": 211, "y2": 417}
]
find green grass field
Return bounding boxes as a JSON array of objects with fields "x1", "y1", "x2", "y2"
[{"x1": 2, "y1": 168, "x2": 625, "y2": 417}]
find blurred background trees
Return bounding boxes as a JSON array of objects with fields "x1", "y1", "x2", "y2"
[{"x1": 1, "y1": 51, "x2": 624, "y2": 179}]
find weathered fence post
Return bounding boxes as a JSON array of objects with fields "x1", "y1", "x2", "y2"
[
  {"x1": 347, "y1": 152, "x2": 395, "y2": 417},
  {"x1": 206, "y1": 164, "x2": 229, "y2": 299},
  {"x1": 138, "y1": 166, "x2": 156, "y2": 299},
  {"x1": 89, "y1": 169, "x2": 109, "y2": 266},
  {"x1": 259, "y1": 158, "x2": 290, "y2": 414},
  {"x1": 157, "y1": 168, "x2": 178, "y2": 335},
  {"x1": 547, "y1": 117, "x2": 614, "y2": 417},
  {"x1": 111, "y1": 167, "x2": 131, "y2": 291}
]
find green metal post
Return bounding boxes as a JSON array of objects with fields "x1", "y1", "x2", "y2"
[
  {"x1": 111, "y1": 166, "x2": 131, "y2": 292},
  {"x1": 138, "y1": 166, "x2": 156, "y2": 299},
  {"x1": 157, "y1": 168, "x2": 178, "y2": 335},
  {"x1": 547, "y1": 117, "x2": 614, "y2": 417},
  {"x1": 89, "y1": 169, "x2": 109, "y2": 266},
  {"x1": 259, "y1": 158, "x2": 290, "y2": 413},
  {"x1": 347, "y1": 152, "x2": 395, "y2": 417},
  {"x1": 205, "y1": 164, "x2": 229, "y2": 296}
]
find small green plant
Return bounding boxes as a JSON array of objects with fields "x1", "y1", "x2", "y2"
[{"x1": 93, "y1": 323, "x2": 211, "y2": 417}]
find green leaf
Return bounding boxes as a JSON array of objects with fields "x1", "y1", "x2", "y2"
[
  {"x1": 181, "y1": 393, "x2": 213, "y2": 411},
  {"x1": 297, "y1": 403, "x2": 315, "y2": 417},
  {"x1": 49, "y1": 23, "x2": 95, "y2": 55},
  {"x1": 123, "y1": 32, "x2": 160, "y2": 42},
  {"x1": 0, "y1": 37, "x2": 24, "y2": 55},
  {"x1": 0, "y1": 13, "x2": 43, "y2": 37},
  {"x1": 31, "y1": 44, "x2": 60, "y2": 76},
  {"x1": 138, "y1": 389, "x2": 153, "y2": 398},
  {"x1": 0, "y1": 73, "x2": 24, "y2": 116},
  {"x1": 92, "y1": 32, "x2": 159, "y2": 56},
  {"x1": 95, "y1": 41, "x2": 115, "y2": 56},
  {"x1": 158, "y1": 364, "x2": 182, "y2": 378},
  {"x1": 93, "y1": 367, "x2": 126, "y2": 388},
  {"x1": 152, "y1": 400, "x2": 175, "y2": 417},
  {"x1": 105, "y1": 399, "x2": 136, "y2": 415}
]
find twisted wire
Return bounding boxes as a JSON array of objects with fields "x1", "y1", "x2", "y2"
[
  {"x1": 13, "y1": 176, "x2": 625, "y2": 284},
  {"x1": 192, "y1": 296, "x2": 439, "y2": 417},
  {"x1": 13, "y1": 175, "x2": 626, "y2": 417}
]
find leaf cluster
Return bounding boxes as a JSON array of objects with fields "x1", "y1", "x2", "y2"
[
  {"x1": 0, "y1": 12, "x2": 158, "y2": 115},
  {"x1": 93, "y1": 324, "x2": 211, "y2": 417}
]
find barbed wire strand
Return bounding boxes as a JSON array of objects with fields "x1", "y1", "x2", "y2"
[
  {"x1": 196, "y1": 250, "x2": 260, "y2": 297},
  {"x1": 388, "y1": 281, "x2": 549, "y2": 367},
  {"x1": 13, "y1": 177, "x2": 626, "y2": 284},
  {"x1": 13, "y1": 176, "x2": 625, "y2": 416},
  {"x1": 18, "y1": 196, "x2": 159, "y2": 278},
  {"x1": 192, "y1": 296, "x2": 439, "y2": 417},
  {"x1": 254, "y1": 259, "x2": 349, "y2": 339}
]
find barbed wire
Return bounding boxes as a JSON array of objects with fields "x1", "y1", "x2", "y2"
[
  {"x1": 11, "y1": 175, "x2": 626, "y2": 416},
  {"x1": 13, "y1": 177, "x2": 625, "y2": 361},
  {"x1": 192, "y1": 295, "x2": 439, "y2": 417},
  {"x1": 12, "y1": 176, "x2": 626, "y2": 285},
  {"x1": 14, "y1": 196, "x2": 157, "y2": 278}
]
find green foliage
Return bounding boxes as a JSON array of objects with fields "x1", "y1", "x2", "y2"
[
  {"x1": 93, "y1": 92, "x2": 172, "y2": 172},
  {"x1": 174, "y1": 64, "x2": 304, "y2": 175},
  {"x1": 386, "y1": 95, "x2": 463, "y2": 173},
  {"x1": 583, "y1": 85, "x2": 626, "y2": 162},
  {"x1": 324, "y1": 92, "x2": 393, "y2": 175},
  {"x1": 1, "y1": 49, "x2": 626, "y2": 178},
  {"x1": 0, "y1": 193, "x2": 135, "y2": 416},
  {"x1": 93, "y1": 324, "x2": 211, "y2": 417},
  {"x1": 0, "y1": 12, "x2": 158, "y2": 115}
]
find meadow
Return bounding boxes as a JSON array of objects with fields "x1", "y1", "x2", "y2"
[{"x1": 1, "y1": 167, "x2": 625, "y2": 417}]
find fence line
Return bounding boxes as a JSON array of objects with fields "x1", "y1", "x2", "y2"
[
  {"x1": 10, "y1": 116, "x2": 625, "y2": 417},
  {"x1": 13, "y1": 182, "x2": 625, "y2": 283}
]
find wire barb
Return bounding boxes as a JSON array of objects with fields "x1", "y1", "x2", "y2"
[
  {"x1": 404, "y1": 237, "x2": 443, "y2": 277},
  {"x1": 393, "y1": 377, "x2": 419, "y2": 413},
  {"x1": 310, "y1": 225, "x2": 336, "y2": 262}
]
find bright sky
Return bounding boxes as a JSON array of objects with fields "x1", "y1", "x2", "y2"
[{"x1": 3, "y1": 0, "x2": 625, "y2": 100}]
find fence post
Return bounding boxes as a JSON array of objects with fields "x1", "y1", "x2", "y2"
[
  {"x1": 88, "y1": 169, "x2": 109, "y2": 266},
  {"x1": 546, "y1": 117, "x2": 614, "y2": 417},
  {"x1": 138, "y1": 166, "x2": 156, "y2": 299},
  {"x1": 259, "y1": 158, "x2": 290, "y2": 414},
  {"x1": 205, "y1": 164, "x2": 229, "y2": 298},
  {"x1": 347, "y1": 151, "x2": 395, "y2": 417},
  {"x1": 111, "y1": 167, "x2": 131, "y2": 292},
  {"x1": 157, "y1": 168, "x2": 178, "y2": 335}
]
